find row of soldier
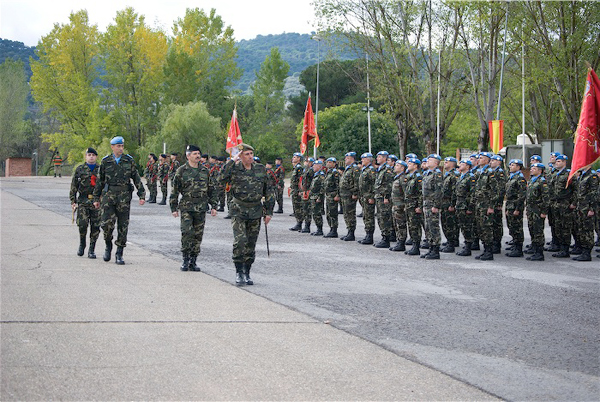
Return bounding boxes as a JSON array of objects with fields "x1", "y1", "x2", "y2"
[{"x1": 288, "y1": 150, "x2": 600, "y2": 262}]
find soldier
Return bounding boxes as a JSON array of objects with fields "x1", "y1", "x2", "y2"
[
  {"x1": 571, "y1": 165, "x2": 599, "y2": 261},
  {"x1": 70, "y1": 147, "x2": 101, "y2": 258},
  {"x1": 170, "y1": 145, "x2": 217, "y2": 271},
  {"x1": 93, "y1": 136, "x2": 146, "y2": 265},
  {"x1": 373, "y1": 151, "x2": 395, "y2": 248},
  {"x1": 289, "y1": 152, "x2": 305, "y2": 231},
  {"x1": 468, "y1": 153, "x2": 481, "y2": 251},
  {"x1": 504, "y1": 159, "x2": 527, "y2": 257},
  {"x1": 440, "y1": 157, "x2": 459, "y2": 253},
  {"x1": 421, "y1": 154, "x2": 443, "y2": 259},
  {"x1": 219, "y1": 143, "x2": 274, "y2": 285},
  {"x1": 490, "y1": 155, "x2": 507, "y2": 253},
  {"x1": 339, "y1": 152, "x2": 360, "y2": 241},
  {"x1": 390, "y1": 160, "x2": 408, "y2": 251},
  {"x1": 524, "y1": 163, "x2": 549, "y2": 261},
  {"x1": 404, "y1": 153, "x2": 418, "y2": 246},
  {"x1": 308, "y1": 160, "x2": 326, "y2": 236},
  {"x1": 157, "y1": 154, "x2": 170, "y2": 205},
  {"x1": 168, "y1": 153, "x2": 181, "y2": 189},
  {"x1": 386, "y1": 154, "x2": 399, "y2": 242},
  {"x1": 215, "y1": 156, "x2": 227, "y2": 212},
  {"x1": 357, "y1": 152, "x2": 377, "y2": 245},
  {"x1": 548, "y1": 155, "x2": 575, "y2": 258},
  {"x1": 472, "y1": 152, "x2": 497, "y2": 261},
  {"x1": 323, "y1": 157, "x2": 341, "y2": 238},
  {"x1": 300, "y1": 157, "x2": 315, "y2": 233},
  {"x1": 455, "y1": 160, "x2": 477, "y2": 256},
  {"x1": 144, "y1": 153, "x2": 158, "y2": 203},
  {"x1": 545, "y1": 152, "x2": 563, "y2": 251},
  {"x1": 274, "y1": 157, "x2": 285, "y2": 213},
  {"x1": 404, "y1": 158, "x2": 423, "y2": 256},
  {"x1": 52, "y1": 151, "x2": 63, "y2": 178}
]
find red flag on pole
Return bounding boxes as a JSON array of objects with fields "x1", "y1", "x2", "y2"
[
  {"x1": 226, "y1": 107, "x2": 243, "y2": 157},
  {"x1": 568, "y1": 68, "x2": 600, "y2": 184},
  {"x1": 300, "y1": 95, "x2": 320, "y2": 155},
  {"x1": 488, "y1": 120, "x2": 504, "y2": 154}
]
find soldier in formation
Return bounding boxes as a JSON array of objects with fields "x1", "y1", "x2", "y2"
[
  {"x1": 157, "y1": 154, "x2": 170, "y2": 205},
  {"x1": 357, "y1": 152, "x2": 377, "y2": 245},
  {"x1": 339, "y1": 152, "x2": 360, "y2": 241},
  {"x1": 308, "y1": 160, "x2": 326, "y2": 236},
  {"x1": 289, "y1": 152, "x2": 304, "y2": 231},
  {"x1": 323, "y1": 157, "x2": 341, "y2": 238},
  {"x1": 144, "y1": 153, "x2": 159, "y2": 203},
  {"x1": 274, "y1": 157, "x2": 285, "y2": 214}
]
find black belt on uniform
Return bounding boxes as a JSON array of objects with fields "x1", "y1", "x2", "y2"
[{"x1": 232, "y1": 197, "x2": 262, "y2": 207}]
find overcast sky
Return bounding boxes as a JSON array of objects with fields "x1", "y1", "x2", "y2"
[{"x1": 1, "y1": 0, "x2": 317, "y2": 46}]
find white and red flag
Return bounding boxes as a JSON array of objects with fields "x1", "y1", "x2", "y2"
[{"x1": 226, "y1": 107, "x2": 243, "y2": 157}]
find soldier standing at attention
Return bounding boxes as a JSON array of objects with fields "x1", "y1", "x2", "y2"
[
  {"x1": 468, "y1": 153, "x2": 481, "y2": 251},
  {"x1": 157, "y1": 154, "x2": 170, "y2": 205},
  {"x1": 454, "y1": 160, "x2": 476, "y2": 256},
  {"x1": 144, "y1": 153, "x2": 159, "y2": 203},
  {"x1": 548, "y1": 154, "x2": 575, "y2": 258},
  {"x1": 489, "y1": 155, "x2": 507, "y2": 254},
  {"x1": 323, "y1": 157, "x2": 341, "y2": 238},
  {"x1": 404, "y1": 158, "x2": 423, "y2": 256},
  {"x1": 308, "y1": 160, "x2": 326, "y2": 236},
  {"x1": 168, "y1": 153, "x2": 181, "y2": 187},
  {"x1": 473, "y1": 152, "x2": 497, "y2": 261},
  {"x1": 390, "y1": 160, "x2": 408, "y2": 251},
  {"x1": 571, "y1": 165, "x2": 599, "y2": 261},
  {"x1": 357, "y1": 152, "x2": 377, "y2": 245},
  {"x1": 373, "y1": 151, "x2": 395, "y2": 248},
  {"x1": 93, "y1": 136, "x2": 146, "y2": 265},
  {"x1": 339, "y1": 152, "x2": 360, "y2": 241},
  {"x1": 220, "y1": 143, "x2": 274, "y2": 286},
  {"x1": 524, "y1": 163, "x2": 550, "y2": 261},
  {"x1": 274, "y1": 157, "x2": 285, "y2": 213},
  {"x1": 504, "y1": 159, "x2": 527, "y2": 257},
  {"x1": 421, "y1": 154, "x2": 443, "y2": 260},
  {"x1": 289, "y1": 152, "x2": 304, "y2": 231},
  {"x1": 170, "y1": 145, "x2": 217, "y2": 272},
  {"x1": 300, "y1": 157, "x2": 315, "y2": 233},
  {"x1": 440, "y1": 157, "x2": 459, "y2": 253},
  {"x1": 70, "y1": 147, "x2": 100, "y2": 258}
]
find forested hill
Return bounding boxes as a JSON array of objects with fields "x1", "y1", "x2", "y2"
[{"x1": 0, "y1": 39, "x2": 37, "y2": 78}]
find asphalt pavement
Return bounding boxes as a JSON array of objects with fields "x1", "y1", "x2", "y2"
[{"x1": 2, "y1": 176, "x2": 599, "y2": 401}]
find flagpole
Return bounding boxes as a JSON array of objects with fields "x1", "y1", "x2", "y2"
[
  {"x1": 496, "y1": 6, "x2": 509, "y2": 122},
  {"x1": 521, "y1": 25, "x2": 526, "y2": 163},
  {"x1": 436, "y1": 48, "x2": 441, "y2": 156},
  {"x1": 313, "y1": 35, "x2": 322, "y2": 160}
]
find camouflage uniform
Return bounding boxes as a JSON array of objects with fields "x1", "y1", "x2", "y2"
[
  {"x1": 469, "y1": 165, "x2": 481, "y2": 248},
  {"x1": 391, "y1": 172, "x2": 408, "y2": 242},
  {"x1": 374, "y1": 164, "x2": 395, "y2": 240},
  {"x1": 526, "y1": 174, "x2": 550, "y2": 249},
  {"x1": 504, "y1": 171, "x2": 527, "y2": 244},
  {"x1": 404, "y1": 171, "x2": 423, "y2": 246},
  {"x1": 358, "y1": 163, "x2": 377, "y2": 235},
  {"x1": 290, "y1": 163, "x2": 304, "y2": 226},
  {"x1": 157, "y1": 161, "x2": 170, "y2": 203},
  {"x1": 473, "y1": 164, "x2": 498, "y2": 250},
  {"x1": 440, "y1": 168, "x2": 459, "y2": 247},
  {"x1": 573, "y1": 168, "x2": 599, "y2": 252},
  {"x1": 339, "y1": 162, "x2": 360, "y2": 234},
  {"x1": 454, "y1": 172, "x2": 476, "y2": 245},
  {"x1": 324, "y1": 166, "x2": 341, "y2": 231},
  {"x1": 492, "y1": 166, "x2": 507, "y2": 249},
  {"x1": 302, "y1": 165, "x2": 315, "y2": 228},
  {"x1": 144, "y1": 159, "x2": 158, "y2": 201},
  {"x1": 170, "y1": 163, "x2": 217, "y2": 258},
  {"x1": 70, "y1": 163, "x2": 101, "y2": 248},
  {"x1": 274, "y1": 164, "x2": 285, "y2": 212},
  {"x1": 422, "y1": 167, "x2": 443, "y2": 249},
  {"x1": 549, "y1": 167, "x2": 574, "y2": 250},
  {"x1": 93, "y1": 154, "x2": 145, "y2": 249},
  {"x1": 309, "y1": 170, "x2": 326, "y2": 230},
  {"x1": 169, "y1": 158, "x2": 181, "y2": 191}
]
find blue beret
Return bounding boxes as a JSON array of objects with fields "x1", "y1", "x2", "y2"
[
  {"x1": 555, "y1": 154, "x2": 568, "y2": 161},
  {"x1": 491, "y1": 155, "x2": 503, "y2": 161},
  {"x1": 531, "y1": 162, "x2": 545, "y2": 169},
  {"x1": 326, "y1": 157, "x2": 337, "y2": 162},
  {"x1": 460, "y1": 159, "x2": 472, "y2": 166},
  {"x1": 530, "y1": 154, "x2": 542, "y2": 162},
  {"x1": 397, "y1": 160, "x2": 408, "y2": 168},
  {"x1": 313, "y1": 160, "x2": 323, "y2": 165},
  {"x1": 470, "y1": 153, "x2": 479, "y2": 159},
  {"x1": 293, "y1": 152, "x2": 303, "y2": 158},
  {"x1": 444, "y1": 157, "x2": 457, "y2": 163},
  {"x1": 388, "y1": 154, "x2": 398, "y2": 161},
  {"x1": 408, "y1": 158, "x2": 421, "y2": 165},
  {"x1": 550, "y1": 152, "x2": 560, "y2": 157},
  {"x1": 361, "y1": 152, "x2": 373, "y2": 159},
  {"x1": 406, "y1": 153, "x2": 418, "y2": 159},
  {"x1": 421, "y1": 157, "x2": 428, "y2": 162},
  {"x1": 308, "y1": 157, "x2": 315, "y2": 162},
  {"x1": 377, "y1": 151, "x2": 389, "y2": 156},
  {"x1": 479, "y1": 152, "x2": 492, "y2": 159},
  {"x1": 253, "y1": 156, "x2": 260, "y2": 162},
  {"x1": 428, "y1": 153, "x2": 441, "y2": 160},
  {"x1": 345, "y1": 152, "x2": 357, "y2": 158},
  {"x1": 110, "y1": 136, "x2": 124, "y2": 145},
  {"x1": 509, "y1": 159, "x2": 524, "y2": 166}
]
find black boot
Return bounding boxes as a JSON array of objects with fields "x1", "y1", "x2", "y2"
[
  {"x1": 158, "y1": 196, "x2": 166, "y2": 205},
  {"x1": 301, "y1": 222, "x2": 311, "y2": 233},
  {"x1": 275, "y1": 206, "x2": 283, "y2": 214},
  {"x1": 405, "y1": 241, "x2": 420, "y2": 256},
  {"x1": 103, "y1": 240, "x2": 113, "y2": 262},
  {"x1": 552, "y1": 244, "x2": 570, "y2": 258},
  {"x1": 115, "y1": 246, "x2": 125, "y2": 265},
  {"x1": 570, "y1": 244, "x2": 583, "y2": 255},
  {"x1": 289, "y1": 222, "x2": 302, "y2": 231},
  {"x1": 324, "y1": 228, "x2": 338, "y2": 238},
  {"x1": 180, "y1": 254, "x2": 190, "y2": 271},
  {"x1": 491, "y1": 242, "x2": 501, "y2": 254},
  {"x1": 189, "y1": 255, "x2": 201, "y2": 271},
  {"x1": 506, "y1": 242, "x2": 523, "y2": 257},
  {"x1": 341, "y1": 229, "x2": 355, "y2": 241},
  {"x1": 77, "y1": 237, "x2": 86, "y2": 256},
  {"x1": 572, "y1": 248, "x2": 592, "y2": 262},
  {"x1": 244, "y1": 263, "x2": 253, "y2": 285},
  {"x1": 425, "y1": 245, "x2": 440, "y2": 260},
  {"x1": 149, "y1": 195, "x2": 157, "y2": 204},
  {"x1": 389, "y1": 240, "x2": 406, "y2": 252},
  {"x1": 389, "y1": 232, "x2": 397, "y2": 243},
  {"x1": 235, "y1": 262, "x2": 245, "y2": 286},
  {"x1": 471, "y1": 240, "x2": 480, "y2": 251},
  {"x1": 421, "y1": 239, "x2": 430, "y2": 249},
  {"x1": 373, "y1": 235, "x2": 390, "y2": 248},
  {"x1": 476, "y1": 244, "x2": 494, "y2": 260},
  {"x1": 527, "y1": 245, "x2": 544, "y2": 261},
  {"x1": 87, "y1": 241, "x2": 96, "y2": 259},
  {"x1": 545, "y1": 242, "x2": 560, "y2": 252},
  {"x1": 311, "y1": 226, "x2": 323, "y2": 236},
  {"x1": 405, "y1": 238, "x2": 413, "y2": 246},
  {"x1": 358, "y1": 231, "x2": 373, "y2": 245},
  {"x1": 524, "y1": 244, "x2": 535, "y2": 254},
  {"x1": 440, "y1": 243, "x2": 455, "y2": 253},
  {"x1": 456, "y1": 242, "x2": 472, "y2": 256}
]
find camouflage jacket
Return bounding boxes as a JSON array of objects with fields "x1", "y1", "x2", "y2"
[
  {"x1": 422, "y1": 168, "x2": 443, "y2": 208},
  {"x1": 266, "y1": 167, "x2": 278, "y2": 189},
  {"x1": 404, "y1": 171, "x2": 423, "y2": 210},
  {"x1": 549, "y1": 168, "x2": 574, "y2": 206},
  {"x1": 526, "y1": 175, "x2": 550, "y2": 216},
  {"x1": 70, "y1": 163, "x2": 100, "y2": 206},
  {"x1": 144, "y1": 160, "x2": 158, "y2": 183},
  {"x1": 158, "y1": 162, "x2": 170, "y2": 184},
  {"x1": 324, "y1": 168, "x2": 341, "y2": 198},
  {"x1": 170, "y1": 163, "x2": 217, "y2": 213},
  {"x1": 454, "y1": 172, "x2": 476, "y2": 211},
  {"x1": 168, "y1": 159, "x2": 181, "y2": 180},
  {"x1": 339, "y1": 163, "x2": 360, "y2": 198},
  {"x1": 492, "y1": 167, "x2": 507, "y2": 208},
  {"x1": 274, "y1": 165, "x2": 285, "y2": 189},
  {"x1": 220, "y1": 159, "x2": 275, "y2": 219},
  {"x1": 309, "y1": 170, "x2": 326, "y2": 201},
  {"x1": 374, "y1": 164, "x2": 395, "y2": 200},
  {"x1": 391, "y1": 173, "x2": 406, "y2": 208},
  {"x1": 473, "y1": 165, "x2": 497, "y2": 210},
  {"x1": 441, "y1": 169, "x2": 459, "y2": 209},
  {"x1": 504, "y1": 171, "x2": 527, "y2": 212},
  {"x1": 358, "y1": 163, "x2": 376, "y2": 199},
  {"x1": 574, "y1": 168, "x2": 599, "y2": 214},
  {"x1": 290, "y1": 163, "x2": 304, "y2": 195},
  {"x1": 302, "y1": 166, "x2": 314, "y2": 192},
  {"x1": 93, "y1": 154, "x2": 145, "y2": 202}
]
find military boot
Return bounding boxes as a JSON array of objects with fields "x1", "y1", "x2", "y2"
[
  {"x1": 570, "y1": 244, "x2": 583, "y2": 255},
  {"x1": 103, "y1": 240, "x2": 113, "y2": 262},
  {"x1": 244, "y1": 263, "x2": 254, "y2": 285},
  {"x1": 572, "y1": 249, "x2": 592, "y2": 262},
  {"x1": 148, "y1": 195, "x2": 157, "y2": 204},
  {"x1": 421, "y1": 239, "x2": 430, "y2": 249},
  {"x1": 425, "y1": 245, "x2": 440, "y2": 260},
  {"x1": 405, "y1": 241, "x2": 420, "y2": 256},
  {"x1": 289, "y1": 222, "x2": 302, "y2": 231},
  {"x1": 389, "y1": 240, "x2": 406, "y2": 252},
  {"x1": 235, "y1": 262, "x2": 245, "y2": 286},
  {"x1": 491, "y1": 242, "x2": 501, "y2": 254},
  {"x1": 470, "y1": 241, "x2": 480, "y2": 251},
  {"x1": 300, "y1": 222, "x2": 311, "y2": 233},
  {"x1": 180, "y1": 254, "x2": 190, "y2": 271},
  {"x1": 476, "y1": 244, "x2": 494, "y2": 260},
  {"x1": 77, "y1": 236, "x2": 86, "y2": 256},
  {"x1": 545, "y1": 242, "x2": 560, "y2": 252},
  {"x1": 527, "y1": 245, "x2": 544, "y2": 261},
  {"x1": 341, "y1": 229, "x2": 355, "y2": 241},
  {"x1": 324, "y1": 228, "x2": 338, "y2": 238},
  {"x1": 358, "y1": 231, "x2": 374, "y2": 245},
  {"x1": 456, "y1": 242, "x2": 472, "y2": 257},
  {"x1": 115, "y1": 246, "x2": 125, "y2": 265},
  {"x1": 311, "y1": 226, "x2": 323, "y2": 236},
  {"x1": 420, "y1": 248, "x2": 431, "y2": 258},
  {"x1": 405, "y1": 238, "x2": 413, "y2": 246},
  {"x1": 524, "y1": 244, "x2": 535, "y2": 254},
  {"x1": 506, "y1": 242, "x2": 523, "y2": 257},
  {"x1": 552, "y1": 244, "x2": 570, "y2": 258},
  {"x1": 440, "y1": 243, "x2": 455, "y2": 253},
  {"x1": 87, "y1": 241, "x2": 96, "y2": 259},
  {"x1": 189, "y1": 255, "x2": 201, "y2": 271},
  {"x1": 389, "y1": 232, "x2": 397, "y2": 243},
  {"x1": 276, "y1": 206, "x2": 283, "y2": 214},
  {"x1": 373, "y1": 235, "x2": 390, "y2": 248},
  {"x1": 158, "y1": 196, "x2": 166, "y2": 205}
]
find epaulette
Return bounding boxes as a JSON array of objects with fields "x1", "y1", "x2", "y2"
[
  {"x1": 434, "y1": 168, "x2": 441, "y2": 173},
  {"x1": 415, "y1": 172, "x2": 421, "y2": 177}
]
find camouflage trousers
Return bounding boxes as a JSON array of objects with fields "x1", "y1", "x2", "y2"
[
  {"x1": 341, "y1": 197, "x2": 357, "y2": 231},
  {"x1": 76, "y1": 203, "x2": 100, "y2": 242},
  {"x1": 423, "y1": 203, "x2": 441, "y2": 246},
  {"x1": 147, "y1": 179, "x2": 157, "y2": 199},
  {"x1": 231, "y1": 217, "x2": 261, "y2": 264},
  {"x1": 179, "y1": 210, "x2": 206, "y2": 256},
  {"x1": 550, "y1": 203, "x2": 574, "y2": 246},
  {"x1": 100, "y1": 193, "x2": 132, "y2": 248},
  {"x1": 310, "y1": 199, "x2": 324, "y2": 227},
  {"x1": 361, "y1": 197, "x2": 376, "y2": 233},
  {"x1": 547, "y1": 208, "x2": 557, "y2": 242},
  {"x1": 406, "y1": 208, "x2": 423, "y2": 243},
  {"x1": 456, "y1": 209, "x2": 475, "y2": 244},
  {"x1": 276, "y1": 186, "x2": 284, "y2": 210},
  {"x1": 325, "y1": 196, "x2": 339, "y2": 229},
  {"x1": 160, "y1": 182, "x2": 168, "y2": 200},
  {"x1": 375, "y1": 198, "x2": 393, "y2": 237},
  {"x1": 475, "y1": 207, "x2": 494, "y2": 246},
  {"x1": 302, "y1": 196, "x2": 313, "y2": 225},
  {"x1": 574, "y1": 210, "x2": 595, "y2": 249},
  {"x1": 526, "y1": 210, "x2": 546, "y2": 247},
  {"x1": 441, "y1": 208, "x2": 459, "y2": 244},
  {"x1": 291, "y1": 192, "x2": 303, "y2": 224},
  {"x1": 493, "y1": 207, "x2": 504, "y2": 244},
  {"x1": 505, "y1": 209, "x2": 524, "y2": 243},
  {"x1": 217, "y1": 187, "x2": 226, "y2": 209},
  {"x1": 392, "y1": 206, "x2": 407, "y2": 242}
]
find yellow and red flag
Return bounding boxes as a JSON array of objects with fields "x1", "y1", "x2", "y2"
[
  {"x1": 488, "y1": 120, "x2": 504, "y2": 154},
  {"x1": 225, "y1": 107, "x2": 243, "y2": 157},
  {"x1": 568, "y1": 68, "x2": 600, "y2": 184},
  {"x1": 300, "y1": 95, "x2": 320, "y2": 155}
]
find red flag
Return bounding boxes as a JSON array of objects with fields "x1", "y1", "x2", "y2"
[
  {"x1": 300, "y1": 95, "x2": 321, "y2": 155},
  {"x1": 488, "y1": 120, "x2": 503, "y2": 154},
  {"x1": 568, "y1": 68, "x2": 600, "y2": 184},
  {"x1": 226, "y1": 107, "x2": 243, "y2": 157}
]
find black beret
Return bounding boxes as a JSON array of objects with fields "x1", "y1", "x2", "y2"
[
  {"x1": 186, "y1": 145, "x2": 200, "y2": 153},
  {"x1": 86, "y1": 147, "x2": 97, "y2": 155}
]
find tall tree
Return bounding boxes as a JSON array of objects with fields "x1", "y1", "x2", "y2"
[{"x1": 0, "y1": 59, "x2": 28, "y2": 161}]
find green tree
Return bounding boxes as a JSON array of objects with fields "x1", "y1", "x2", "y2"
[{"x1": 0, "y1": 59, "x2": 28, "y2": 161}]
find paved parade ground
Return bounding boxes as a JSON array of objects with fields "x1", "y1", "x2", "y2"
[{"x1": 1, "y1": 176, "x2": 599, "y2": 400}]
